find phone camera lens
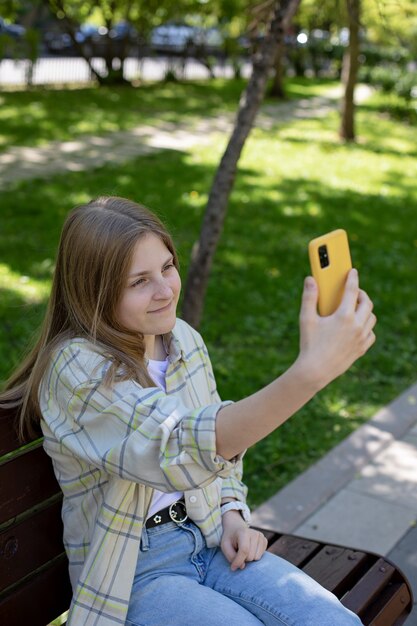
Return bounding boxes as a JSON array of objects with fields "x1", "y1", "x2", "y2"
[{"x1": 318, "y1": 245, "x2": 329, "y2": 268}]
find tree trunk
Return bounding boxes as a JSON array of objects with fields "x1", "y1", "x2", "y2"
[
  {"x1": 181, "y1": 0, "x2": 302, "y2": 329},
  {"x1": 269, "y1": 42, "x2": 286, "y2": 98},
  {"x1": 340, "y1": 0, "x2": 360, "y2": 141}
]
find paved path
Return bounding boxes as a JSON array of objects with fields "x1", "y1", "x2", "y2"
[{"x1": 0, "y1": 84, "x2": 372, "y2": 189}]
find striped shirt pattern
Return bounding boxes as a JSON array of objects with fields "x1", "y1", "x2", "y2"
[{"x1": 40, "y1": 318, "x2": 248, "y2": 626}]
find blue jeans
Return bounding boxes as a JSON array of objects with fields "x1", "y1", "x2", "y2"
[{"x1": 126, "y1": 521, "x2": 363, "y2": 626}]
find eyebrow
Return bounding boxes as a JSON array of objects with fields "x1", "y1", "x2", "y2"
[{"x1": 128, "y1": 254, "x2": 174, "y2": 279}]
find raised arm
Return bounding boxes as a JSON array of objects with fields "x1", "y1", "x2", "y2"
[{"x1": 215, "y1": 269, "x2": 376, "y2": 460}]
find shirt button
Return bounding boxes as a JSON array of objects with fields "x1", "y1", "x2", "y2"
[{"x1": 189, "y1": 496, "x2": 197, "y2": 503}]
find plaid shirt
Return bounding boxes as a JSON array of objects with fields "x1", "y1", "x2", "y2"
[{"x1": 40, "y1": 319, "x2": 248, "y2": 626}]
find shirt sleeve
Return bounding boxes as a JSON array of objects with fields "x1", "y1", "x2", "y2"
[
  {"x1": 220, "y1": 460, "x2": 248, "y2": 503},
  {"x1": 40, "y1": 343, "x2": 241, "y2": 493}
]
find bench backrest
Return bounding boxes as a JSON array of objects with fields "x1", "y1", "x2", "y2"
[{"x1": 0, "y1": 406, "x2": 72, "y2": 626}]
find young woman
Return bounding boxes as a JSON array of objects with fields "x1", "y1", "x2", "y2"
[{"x1": 1, "y1": 196, "x2": 376, "y2": 626}]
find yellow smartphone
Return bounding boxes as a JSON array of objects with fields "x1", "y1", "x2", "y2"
[{"x1": 308, "y1": 229, "x2": 352, "y2": 316}]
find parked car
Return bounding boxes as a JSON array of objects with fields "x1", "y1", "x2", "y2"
[
  {"x1": 43, "y1": 28, "x2": 73, "y2": 54},
  {"x1": 195, "y1": 27, "x2": 223, "y2": 51},
  {"x1": 43, "y1": 20, "x2": 140, "y2": 58},
  {"x1": 76, "y1": 22, "x2": 139, "y2": 57},
  {"x1": 0, "y1": 17, "x2": 25, "y2": 39},
  {"x1": 75, "y1": 23, "x2": 107, "y2": 56},
  {"x1": 150, "y1": 22, "x2": 223, "y2": 55},
  {"x1": 109, "y1": 21, "x2": 137, "y2": 41},
  {"x1": 150, "y1": 22, "x2": 196, "y2": 53},
  {"x1": 76, "y1": 23, "x2": 106, "y2": 43},
  {"x1": 108, "y1": 21, "x2": 140, "y2": 55}
]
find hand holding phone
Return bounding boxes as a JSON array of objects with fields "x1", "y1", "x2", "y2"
[{"x1": 308, "y1": 229, "x2": 352, "y2": 316}]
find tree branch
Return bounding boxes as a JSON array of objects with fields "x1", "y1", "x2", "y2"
[{"x1": 181, "y1": 0, "x2": 302, "y2": 329}]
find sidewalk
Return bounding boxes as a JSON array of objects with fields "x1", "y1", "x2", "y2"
[{"x1": 251, "y1": 381, "x2": 417, "y2": 623}]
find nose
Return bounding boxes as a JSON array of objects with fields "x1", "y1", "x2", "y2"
[{"x1": 153, "y1": 278, "x2": 173, "y2": 300}]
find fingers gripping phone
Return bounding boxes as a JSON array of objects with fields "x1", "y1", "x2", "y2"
[{"x1": 308, "y1": 229, "x2": 352, "y2": 316}]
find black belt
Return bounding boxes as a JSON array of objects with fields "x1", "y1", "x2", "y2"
[{"x1": 146, "y1": 499, "x2": 188, "y2": 529}]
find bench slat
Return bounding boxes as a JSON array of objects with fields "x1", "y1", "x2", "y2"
[
  {"x1": 0, "y1": 444, "x2": 61, "y2": 524},
  {"x1": 0, "y1": 497, "x2": 65, "y2": 591},
  {"x1": 257, "y1": 527, "x2": 413, "y2": 624},
  {"x1": 341, "y1": 558, "x2": 396, "y2": 614},
  {"x1": 0, "y1": 553, "x2": 71, "y2": 626},
  {"x1": 302, "y1": 545, "x2": 370, "y2": 596},
  {"x1": 267, "y1": 534, "x2": 321, "y2": 567},
  {"x1": 367, "y1": 582, "x2": 412, "y2": 626}
]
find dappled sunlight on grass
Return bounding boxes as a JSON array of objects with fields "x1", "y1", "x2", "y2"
[
  {"x1": 0, "y1": 78, "x2": 342, "y2": 154},
  {"x1": 277, "y1": 109, "x2": 417, "y2": 160},
  {"x1": 222, "y1": 249, "x2": 250, "y2": 269},
  {"x1": 281, "y1": 77, "x2": 339, "y2": 98},
  {"x1": 0, "y1": 263, "x2": 50, "y2": 303},
  {"x1": 0, "y1": 80, "x2": 245, "y2": 152}
]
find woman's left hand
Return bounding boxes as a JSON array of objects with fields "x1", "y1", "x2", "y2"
[{"x1": 221, "y1": 510, "x2": 268, "y2": 571}]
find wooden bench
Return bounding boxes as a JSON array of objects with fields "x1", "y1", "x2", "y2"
[{"x1": 0, "y1": 405, "x2": 413, "y2": 626}]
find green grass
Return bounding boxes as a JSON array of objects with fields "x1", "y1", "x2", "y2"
[{"x1": 1, "y1": 79, "x2": 416, "y2": 509}]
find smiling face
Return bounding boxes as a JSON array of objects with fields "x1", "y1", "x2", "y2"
[{"x1": 116, "y1": 233, "x2": 181, "y2": 356}]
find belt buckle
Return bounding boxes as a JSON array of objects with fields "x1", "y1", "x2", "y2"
[{"x1": 169, "y1": 500, "x2": 188, "y2": 524}]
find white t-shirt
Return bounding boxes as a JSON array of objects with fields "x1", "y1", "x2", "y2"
[{"x1": 146, "y1": 357, "x2": 183, "y2": 520}]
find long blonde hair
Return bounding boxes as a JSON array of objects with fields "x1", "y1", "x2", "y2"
[{"x1": 0, "y1": 196, "x2": 179, "y2": 440}]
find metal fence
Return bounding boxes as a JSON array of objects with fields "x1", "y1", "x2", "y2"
[{"x1": 0, "y1": 55, "x2": 251, "y2": 87}]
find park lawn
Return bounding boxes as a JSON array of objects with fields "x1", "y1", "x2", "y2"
[
  {"x1": 0, "y1": 76, "x2": 336, "y2": 152},
  {"x1": 0, "y1": 81, "x2": 416, "y2": 509}
]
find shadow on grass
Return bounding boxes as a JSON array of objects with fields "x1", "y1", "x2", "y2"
[{"x1": 279, "y1": 132, "x2": 417, "y2": 160}]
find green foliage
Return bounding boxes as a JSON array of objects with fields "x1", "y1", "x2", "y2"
[
  {"x1": 0, "y1": 27, "x2": 40, "y2": 66},
  {"x1": 395, "y1": 72, "x2": 417, "y2": 102},
  {"x1": 358, "y1": 38, "x2": 416, "y2": 117},
  {"x1": 1, "y1": 80, "x2": 416, "y2": 508},
  {"x1": 361, "y1": 65, "x2": 402, "y2": 92},
  {"x1": 363, "y1": 0, "x2": 417, "y2": 47},
  {"x1": 297, "y1": 0, "x2": 347, "y2": 32},
  {"x1": 363, "y1": 89, "x2": 417, "y2": 126},
  {"x1": 360, "y1": 44, "x2": 410, "y2": 69},
  {"x1": 0, "y1": 0, "x2": 24, "y2": 20},
  {"x1": 287, "y1": 37, "x2": 345, "y2": 79},
  {"x1": 359, "y1": 65, "x2": 417, "y2": 111},
  {"x1": 0, "y1": 33, "x2": 14, "y2": 59},
  {"x1": 299, "y1": 0, "x2": 417, "y2": 50}
]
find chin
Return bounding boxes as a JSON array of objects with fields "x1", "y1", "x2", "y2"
[
  {"x1": 154, "y1": 315, "x2": 177, "y2": 336},
  {"x1": 163, "y1": 316, "x2": 177, "y2": 334}
]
